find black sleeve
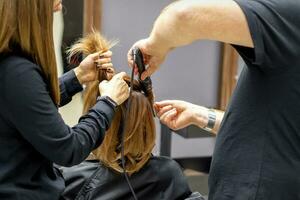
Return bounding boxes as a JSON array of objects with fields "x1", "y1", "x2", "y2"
[
  {"x1": 233, "y1": 0, "x2": 300, "y2": 68},
  {"x1": 4, "y1": 59, "x2": 114, "y2": 167},
  {"x1": 59, "y1": 70, "x2": 83, "y2": 107}
]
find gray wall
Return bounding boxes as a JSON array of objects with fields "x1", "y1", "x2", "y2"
[{"x1": 102, "y1": 0, "x2": 221, "y2": 157}]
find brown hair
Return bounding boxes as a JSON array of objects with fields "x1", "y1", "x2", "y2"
[
  {"x1": 68, "y1": 31, "x2": 155, "y2": 175},
  {"x1": 0, "y1": 0, "x2": 60, "y2": 105}
]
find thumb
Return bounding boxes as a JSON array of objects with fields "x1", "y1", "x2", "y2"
[
  {"x1": 113, "y1": 72, "x2": 127, "y2": 80},
  {"x1": 155, "y1": 100, "x2": 175, "y2": 108},
  {"x1": 89, "y1": 52, "x2": 101, "y2": 60},
  {"x1": 99, "y1": 80, "x2": 108, "y2": 85},
  {"x1": 141, "y1": 65, "x2": 157, "y2": 80}
]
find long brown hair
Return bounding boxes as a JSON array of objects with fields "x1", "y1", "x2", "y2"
[
  {"x1": 68, "y1": 32, "x2": 155, "y2": 175},
  {"x1": 0, "y1": 0, "x2": 60, "y2": 105}
]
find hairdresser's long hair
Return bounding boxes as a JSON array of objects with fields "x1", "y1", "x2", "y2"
[
  {"x1": 0, "y1": 0, "x2": 60, "y2": 105},
  {"x1": 68, "y1": 32, "x2": 155, "y2": 175}
]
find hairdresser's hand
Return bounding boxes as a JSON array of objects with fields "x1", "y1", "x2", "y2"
[
  {"x1": 99, "y1": 72, "x2": 129, "y2": 105},
  {"x1": 154, "y1": 100, "x2": 208, "y2": 131},
  {"x1": 74, "y1": 51, "x2": 113, "y2": 84},
  {"x1": 127, "y1": 38, "x2": 169, "y2": 80}
]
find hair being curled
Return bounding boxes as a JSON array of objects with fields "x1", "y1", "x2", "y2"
[{"x1": 68, "y1": 31, "x2": 155, "y2": 175}]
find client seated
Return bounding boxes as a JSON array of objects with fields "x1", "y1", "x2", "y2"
[{"x1": 60, "y1": 32, "x2": 198, "y2": 200}]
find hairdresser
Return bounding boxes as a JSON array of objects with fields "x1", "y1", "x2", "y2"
[
  {"x1": 0, "y1": 1, "x2": 129, "y2": 199},
  {"x1": 128, "y1": 0, "x2": 300, "y2": 199}
]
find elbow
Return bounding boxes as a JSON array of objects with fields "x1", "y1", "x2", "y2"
[{"x1": 52, "y1": 149, "x2": 87, "y2": 167}]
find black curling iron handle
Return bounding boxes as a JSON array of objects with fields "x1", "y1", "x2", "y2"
[
  {"x1": 132, "y1": 47, "x2": 153, "y2": 95},
  {"x1": 132, "y1": 47, "x2": 146, "y2": 80}
]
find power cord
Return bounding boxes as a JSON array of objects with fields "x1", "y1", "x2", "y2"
[{"x1": 120, "y1": 52, "x2": 138, "y2": 200}]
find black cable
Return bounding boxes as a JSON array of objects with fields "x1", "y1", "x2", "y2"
[{"x1": 120, "y1": 52, "x2": 138, "y2": 200}]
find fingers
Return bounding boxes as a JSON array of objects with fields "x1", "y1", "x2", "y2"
[
  {"x1": 156, "y1": 105, "x2": 173, "y2": 117},
  {"x1": 99, "y1": 71, "x2": 129, "y2": 105},
  {"x1": 153, "y1": 103, "x2": 160, "y2": 113},
  {"x1": 95, "y1": 57, "x2": 111, "y2": 65},
  {"x1": 92, "y1": 51, "x2": 113, "y2": 69},
  {"x1": 141, "y1": 63, "x2": 157, "y2": 80},
  {"x1": 91, "y1": 53, "x2": 112, "y2": 69},
  {"x1": 90, "y1": 51, "x2": 113, "y2": 60},
  {"x1": 101, "y1": 50, "x2": 113, "y2": 58},
  {"x1": 113, "y1": 72, "x2": 127, "y2": 80},
  {"x1": 106, "y1": 67, "x2": 115, "y2": 74},
  {"x1": 127, "y1": 47, "x2": 134, "y2": 67},
  {"x1": 155, "y1": 100, "x2": 175, "y2": 108},
  {"x1": 127, "y1": 50, "x2": 138, "y2": 74},
  {"x1": 127, "y1": 39, "x2": 147, "y2": 68},
  {"x1": 99, "y1": 63, "x2": 113, "y2": 69},
  {"x1": 99, "y1": 80, "x2": 108, "y2": 88},
  {"x1": 89, "y1": 52, "x2": 101, "y2": 60},
  {"x1": 122, "y1": 83, "x2": 130, "y2": 99},
  {"x1": 159, "y1": 108, "x2": 178, "y2": 129}
]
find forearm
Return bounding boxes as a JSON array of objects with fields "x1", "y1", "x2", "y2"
[
  {"x1": 74, "y1": 66, "x2": 84, "y2": 85},
  {"x1": 59, "y1": 69, "x2": 83, "y2": 107},
  {"x1": 148, "y1": 0, "x2": 253, "y2": 51},
  {"x1": 193, "y1": 106, "x2": 225, "y2": 135},
  {"x1": 5, "y1": 62, "x2": 113, "y2": 167}
]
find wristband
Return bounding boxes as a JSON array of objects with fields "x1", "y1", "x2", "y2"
[
  {"x1": 97, "y1": 96, "x2": 118, "y2": 109},
  {"x1": 203, "y1": 109, "x2": 216, "y2": 131}
]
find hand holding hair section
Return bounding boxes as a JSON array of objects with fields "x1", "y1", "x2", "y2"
[
  {"x1": 70, "y1": 33, "x2": 116, "y2": 85},
  {"x1": 99, "y1": 72, "x2": 129, "y2": 106},
  {"x1": 68, "y1": 32, "x2": 129, "y2": 105}
]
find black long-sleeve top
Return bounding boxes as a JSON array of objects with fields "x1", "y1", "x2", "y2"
[{"x1": 0, "y1": 54, "x2": 115, "y2": 200}]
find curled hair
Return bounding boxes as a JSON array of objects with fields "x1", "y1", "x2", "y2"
[{"x1": 68, "y1": 31, "x2": 155, "y2": 175}]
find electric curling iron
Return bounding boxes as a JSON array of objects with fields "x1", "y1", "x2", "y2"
[{"x1": 132, "y1": 47, "x2": 153, "y2": 96}]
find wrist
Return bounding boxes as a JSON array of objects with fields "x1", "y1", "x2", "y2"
[
  {"x1": 97, "y1": 95, "x2": 118, "y2": 109},
  {"x1": 192, "y1": 106, "x2": 209, "y2": 129},
  {"x1": 99, "y1": 92, "x2": 121, "y2": 106},
  {"x1": 148, "y1": 33, "x2": 172, "y2": 55},
  {"x1": 202, "y1": 109, "x2": 217, "y2": 132},
  {"x1": 74, "y1": 67, "x2": 84, "y2": 85}
]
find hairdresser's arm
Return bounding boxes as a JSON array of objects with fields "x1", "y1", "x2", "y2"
[
  {"x1": 59, "y1": 51, "x2": 113, "y2": 107},
  {"x1": 59, "y1": 70, "x2": 83, "y2": 107},
  {"x1": 154, "y1": 100, "x2": 224, "y2": 135},
  {"x1": 128, "y1": 0, "x2": 253, "y2": 79},
  {"x1": 4, "y1": 60, "x2": 129, "y2": 167}
]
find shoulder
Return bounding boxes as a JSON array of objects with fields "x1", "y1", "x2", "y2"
[
  {"x1": 0, "y1": 55, "x2": 41, "y2": 76},
  {"x1": 234, "y1": 0, "x2": 300, "y2": 17},
  {"x1": 147, "y1": 156, "x2": 184, "y2": 178},
  {"x1": 0, "y1": 55, "x2": 44, "y2": 89},
  {"x1": 232, "y1": 0, "x2": 300, "y2": 66},
  {"x1": 0, "y1": 55, "x2": 48, "y2": 104}
]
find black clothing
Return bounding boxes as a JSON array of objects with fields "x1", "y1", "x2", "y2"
[
  {"x1": 0, "y1": 54, "x2": 115, "y2": 200},
  {"x1": 209, "y1": 0, "x2": 300, "y2": 200},
  {"x1": 60, "y1": 156, "x2": 193, "y2": 200},
  {"x1": 59, "y1": 66, "x2": 83, "y2": 106}
]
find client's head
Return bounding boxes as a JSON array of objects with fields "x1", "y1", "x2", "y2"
[{"x1": 68, "y1": 31, "x2": 156, "y2": 175}]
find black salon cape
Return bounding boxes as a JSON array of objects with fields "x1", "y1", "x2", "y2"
[
  {"x1": 209, "y1": 0, "x2": 300, "y2": 200},
  {"x1": 60, "y1": 156, "x2": 192, "y2": 200},
  {"x1": 0, "y1": 54, "x2": 115, "y2": 200}
]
